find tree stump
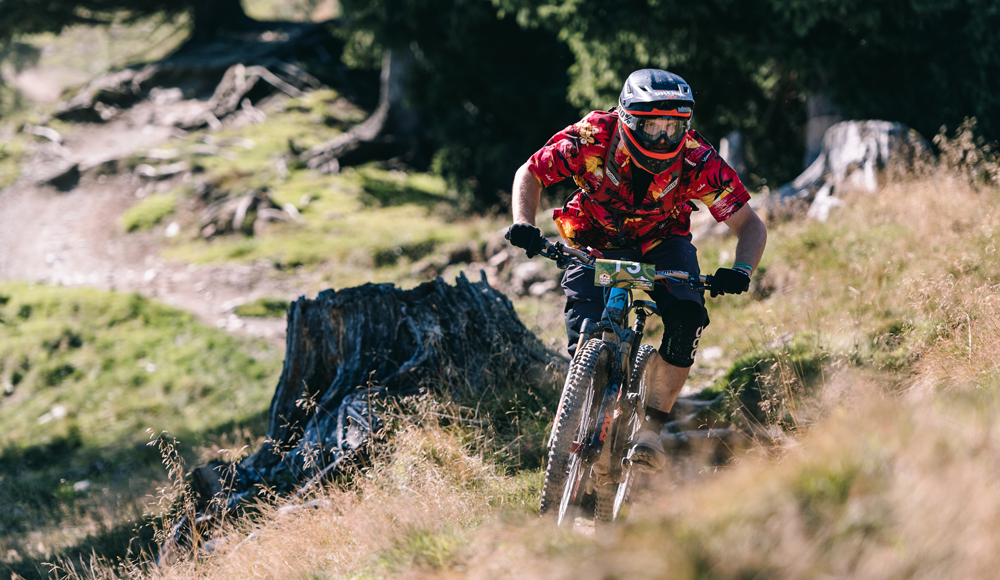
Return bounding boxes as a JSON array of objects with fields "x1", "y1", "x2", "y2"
[
  {"x1": 770, "y1": 120, "x2": 934, "y2": 221},
  {"x1": 158, "y1": 272, "x2": 564, "y2": 564}
]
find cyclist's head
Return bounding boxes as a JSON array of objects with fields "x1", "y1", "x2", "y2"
[{"x1": 617, "y1": 69, "x2": 694, "y2": 174}]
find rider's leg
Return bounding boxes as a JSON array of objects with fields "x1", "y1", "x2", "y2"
[
  {"x1": 630, "y1": 236, "x2": 708, "y2": 471},
  {"x1": 630, "y1": 300, "x2": 707, "y2": 471}
]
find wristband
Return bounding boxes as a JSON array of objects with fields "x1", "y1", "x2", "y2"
[{"x1": 733, "y1": 262, "x2": 753, "y2": 276}]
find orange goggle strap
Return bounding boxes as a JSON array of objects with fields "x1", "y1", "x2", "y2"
[{"x1": 628, "y1": 108, "x2": 692, "y2": 118}]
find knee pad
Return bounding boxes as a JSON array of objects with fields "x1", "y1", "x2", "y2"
[{"x1": 658, "y1": 301, "x2": 708, "y2": 368}]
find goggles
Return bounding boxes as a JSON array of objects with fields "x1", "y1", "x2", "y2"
[{"x1": 635, "y1": 116, "x2": 689, "y2": 144}]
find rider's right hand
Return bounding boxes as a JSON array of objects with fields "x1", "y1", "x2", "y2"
[{"x1": 505, "y1": 223, "x2": 544, "y2": 258}]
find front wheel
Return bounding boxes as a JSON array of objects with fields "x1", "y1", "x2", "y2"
[
  {"x1": 595, "y1": 344, "x2": 657, "y2": 523},
  {"x1": 540, "y1": 338, "x2": 610, "y2": 525}
]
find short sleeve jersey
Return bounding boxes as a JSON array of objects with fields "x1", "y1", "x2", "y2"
[{"x1": 527, "y1": 110, "x2": 751, "y2": 252}]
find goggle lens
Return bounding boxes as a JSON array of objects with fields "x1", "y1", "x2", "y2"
[{"x1": 637, "y1": 117, "x2": 687, "y2": 143}]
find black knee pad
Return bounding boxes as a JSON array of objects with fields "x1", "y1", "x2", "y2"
[{"x1": 658, "y1": 300, "x2": 709, "y2": 368}]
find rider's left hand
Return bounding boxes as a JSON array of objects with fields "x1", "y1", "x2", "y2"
[
  {"x1": 505, "y1": 223, "x2": 544, "y2": 258},
  {"x1": 710, "y1": 268, "x2": 751, "y2": 297}
]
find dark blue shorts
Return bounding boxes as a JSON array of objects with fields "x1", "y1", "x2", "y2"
[{"x1": 561, "y1": 235, "x2": 708, "y2": 354}]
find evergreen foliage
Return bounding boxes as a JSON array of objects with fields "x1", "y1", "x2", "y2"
[
  {"x1": 339, "y1": 0, "x2": 579, "y2": 207},
  {"x1": 496, "y1": 0, "x2": 1000, "y2": 185},
  {"x1": 344, "y1": 0, "x2": 999, "y2": 195},
  {"x1": 3, "y1": 0, "x2": 997, "y2": 201}
]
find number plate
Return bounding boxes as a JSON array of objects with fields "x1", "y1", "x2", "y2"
[{"x1": 593, "y1": 259, "x2": 656, "y2": 290}]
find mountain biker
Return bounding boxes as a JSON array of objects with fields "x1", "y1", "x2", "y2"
[{"x1": 507, "y1": 69, "x2": 767, "y2": 472}]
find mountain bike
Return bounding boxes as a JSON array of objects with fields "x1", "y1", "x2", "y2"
[{"x1": 537, "y1": 238, "x2": 712, "y2": 526}]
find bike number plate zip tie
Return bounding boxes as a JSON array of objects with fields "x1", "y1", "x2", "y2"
[{"x1": 593, "y1": 259, "x2": 656, "y2": 290}]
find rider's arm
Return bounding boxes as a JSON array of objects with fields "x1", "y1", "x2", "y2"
[
  {"x1": 722, "y1": 204, "x2": 767, "y2": 275},
  {"x1": 512, "y1": 162, "x2": 543, "y2": 226}
]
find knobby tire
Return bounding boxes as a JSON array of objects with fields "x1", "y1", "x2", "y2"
[
  {"x1": 540, "y1": 338, "x2": 609, "y2": 524},
  {"x1": 595, "y1": 344, "x2": 657, "y2": 524}
]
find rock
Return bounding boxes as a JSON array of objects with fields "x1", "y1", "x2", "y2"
[
  {"x1": 253, "y1": 208, "x2": 293, "y2": 236},
  {"x1": 509, "y1": 260, "x2": 551, "y2": 295},
  {"x1": 135, "y1": 161, "x2": 190, "y2": 180},
  {"x1": 529, "y1": 280, "x2": 559, "y2": 296},
  {"x1": 22, "y1": 123, "x2": 63, "y2": 144},
  {"x1": 38, "y1": 163, "x2": 81, "y2": 191},
  {"x1": 486, "y1": 248, "x2": 510, "y2": 269}
]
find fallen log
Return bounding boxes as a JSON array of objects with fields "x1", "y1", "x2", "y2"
[
  {"x1": 50, "y1": 22, "x2": 343, "y2": 127},
  {"x1": 158, "y1": 273, "x2": 565, "y2": 564}
]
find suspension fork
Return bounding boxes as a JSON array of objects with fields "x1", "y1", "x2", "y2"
[{"x1": 627, "y1": 309, "x2": 647, "y2": 384}]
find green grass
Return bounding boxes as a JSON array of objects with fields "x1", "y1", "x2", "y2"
[
  {"x1": 0, "y1": 139, "x2": 25, "y2": 189},
  {"x1": 0, "y1": 282, "x2": 281, "y2": 573},
  {"x1": 139, "y1": 91, "x2": 499, "y2": 274},
  {"x1": 120, "y1": 192, "x2": 177, "y2": 232},
  {"x1": 234, "y1": 297, "x2": 290, "y2": 317}
]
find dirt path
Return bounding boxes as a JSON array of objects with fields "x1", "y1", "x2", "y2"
[{"x1": 0, "y1": 122, "x2": 305, "y2": 348}]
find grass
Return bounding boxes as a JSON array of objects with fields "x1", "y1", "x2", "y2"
[
  {"x1": 119, "y1": 192, "x2": 177, "y2": 232},
  {"x1": 0, "y1": 283, "x2": 281, "y2": 577},
  {"x1": 133, "y1": 90, "x2": 501, "y2": 278},
  {"x1": 45, "y1": 167, "x2": 1000, "y2": 580},
  {"x1": 233, "y1": 297, "x2": 289, "y2": 318},
  {"x1": 0, "y1": 139, "x2": 24, "y2": 189},
  {"x1": 6, "y1": 13, "x2": 1000, "y2": 576}
]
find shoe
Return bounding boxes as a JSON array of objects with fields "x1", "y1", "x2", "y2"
[{"x1": 628, "y1": 428, "x2": 666, "y2": 473}]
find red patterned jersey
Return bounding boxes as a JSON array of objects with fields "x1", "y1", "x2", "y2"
[{"x1": 527, "y1": 109, "x2": 751, "y2": 252}]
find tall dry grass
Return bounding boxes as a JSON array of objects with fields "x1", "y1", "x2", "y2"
[
  {"x1": 55, "y1": 157, "x2": 1000, "y2": 579},
  {"x1": 49, "y1": 398, "x2": 536, "y2": 580}
]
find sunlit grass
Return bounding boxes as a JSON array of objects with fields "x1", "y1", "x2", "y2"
[
  {"x1": 0, "y1": 283, "x2": 281, "y2": 574},
  {"x1": 91, "y1": 171, "x2": 1000, "y2": 580},
  {"x1": 119, "y1": 192, "x2": 177, "y2": 232}
]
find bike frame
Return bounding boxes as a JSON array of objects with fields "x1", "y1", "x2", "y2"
[{"x1": 541, "y1": 238, "x2": 710, "y2": 486}]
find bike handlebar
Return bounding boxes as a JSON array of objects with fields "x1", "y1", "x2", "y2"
[{"x1": 537, "y1": 238, "x2": 711, "y2": 287}]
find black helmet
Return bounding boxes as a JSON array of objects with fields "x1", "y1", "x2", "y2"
[{"x1": 617, "y1": 69, "x2": 695, "y2": 174}]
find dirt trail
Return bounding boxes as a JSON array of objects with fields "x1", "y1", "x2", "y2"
[{"x1": 0, "y1": 121, "x2": 304, "y2": 348}]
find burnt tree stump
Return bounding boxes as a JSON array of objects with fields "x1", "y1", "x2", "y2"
[{"x1": 159, "y1": 272, "x2": 564, "y2": 564}]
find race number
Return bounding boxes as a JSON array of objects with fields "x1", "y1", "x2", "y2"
[{"x1": 593, "y1": 259, "x2": 655, "y2": 290}]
